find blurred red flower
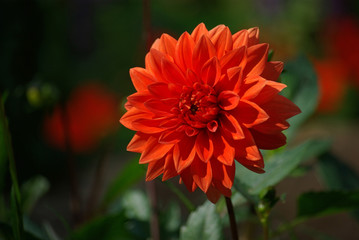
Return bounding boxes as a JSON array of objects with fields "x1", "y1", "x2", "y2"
[
  {"x1": 332, "y1": 18, "x2": 359, "y2": 85},
  {"x1": 314, "y1": 17, "x2": 359, "y2": 113},
  {"x1": 44, "y1": 83, "x2": 120, "y2": 153},
  {"x1": 314, "y1": 59, "x2": 349, "y2": 113},
  {"x1": 120, "y1": 23, "x2": 300, "y2": 203}
]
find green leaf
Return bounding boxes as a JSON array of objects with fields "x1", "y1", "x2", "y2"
[
  {"x1": 280, "y1": 55, "x2": 319, "y2": 140},
  {"x1": 162, "y1": 201, "x2": 181, "y2": 232},
  {"x1": 267, "y1": 49, "x2": 274, "y2": 61},
  {"x1": 121, "y1": 190, "x2": 150, "y2": 221},
  {"x1": 10, "y1": 186, "x2": 23, "y2": 240},
  {"x1": 21, "y1": 176, "x2": 50, "y2": 214},
  {"x1": 235, "y1": 139, "x2": 330, "y2": 196},
  {"x1": 297, "y1": 191, "x2": 359, "y2": 219},
  {"x1": 0, "y1": 221, "x2": 13, "y2": 240},
  {"x1": 71, "y1": 212, "x2": 132, "y2": 240},
  {"x1": 317, "y1": 152, "x2": 359, "y2": 220},
  {"x1": 23, "y1": 216, "x2": 50, "y2": 240},
  {"x1": 1, "y1": 92, "x2": 23, "y2": 238},
  {"x1": 165, "y1": 182, "x2": 195, "y2": 212},
  {"x1": 0, "y1": 221, "x2": 44, "y2": 240},
  {"x1": 0, "y1": 117, "x2": 6, "y2": 220},
  {"x1": 0, "y1": 102, "x2": 7, "y2": 192},
  {"x1": 101, "y1": 157, "x2": 145, "y2": 208},
  {"x1": 180, "y1": 201, "x2": 223, "y2": 240},
  {"x1": 317, "y1": 152, "x2": 359, "y2": 190}
]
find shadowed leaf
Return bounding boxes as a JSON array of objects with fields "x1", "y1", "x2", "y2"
[
  {"x1": 235, "y1": 139, "x2": 330, "y2": 196},
  {"x1": 280, "y1": 56, "x2": 318, "y2": 141},
  {"x1": 180, "y1": 201, "x2": 223, "y2": 240},
  {"x1": 297, "y1": 191, "x2": 359, "y2": 219}
]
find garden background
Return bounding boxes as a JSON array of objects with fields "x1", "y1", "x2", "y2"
[{"x1": 1, "y1": 0, "x2": 359, "y2": 239}]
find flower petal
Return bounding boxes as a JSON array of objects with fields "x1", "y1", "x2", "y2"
[
  {"x1": 247, "y1": 27, "x2": 260, "y2": 47},
  {"x1": 206, "y1": 185, "x2": 222, "y2": 203},
  {"x1": 209, "y1": 25, "x2": 233, "y2": 58},
  {"x1": 186, "y1": 69, "x2": 199, "y2": 84},
  {"x1": 215, "y1": 66, "x2": 243, "y2": 92},
  {"x1": 145, "y1": 49, "x2": 172, "y2": 82},
  {"x1": 191, "y1": 23, "x2": 209, "y2": 42},
  {"x1": 243, "y1": 43, "x2": 269, "y2": 77},
  {"x1": 261, "y1": 95, "x2": 301, "y2": 120},
  {"x1": 195, "y1": 130, "x2": 214, "y2": 162},
  {"x1": 159, "y1": 130, "x2": 185, "y2": 144},
  {"x1": 157, "y1": 33, "x2": 177, "y2": 57},
  {"x1": 159, "y1": 118, "x2": 182, "y2": 128},
  {"x1": 146, "y1": 157, "x2": 165, "y2": 181},
  {"x1": 132, "y1": 117, "x2": 168, "y2": 134},
  {"x1": 127, "y1": 133, "x2": 149, "y2": 153},
  {"x1": 130, "y1": 67, "x2": 156, "y2": 91},
  {"x1": 220, "y1": 46, "x2": 246, "y2": 74},
  {"x1": 252, "y1": 80, "x2": 287, "y2": 105},
  {"x1": 162, "y1": 153, "x2": 177, "y2": 181},
  {"x1": 211, "y1": 160, "x2": 235, "y2": 189},
  {"x1": 253, "y1": 118, "x2": 290, "y2": 134},
  {"x1": 241, "y1": 76, "x2": 267, "y2": 100},
  {"x1": 234, "y1": 128, "x2": 263, "y2": 162},
  {"x1": 127, "y1": 91, "x2": 153, "y2": 111},
  {"x1": 144, "y1": 99, "x2": 172, "y2": 115},
  {"x1": 180, "y1": 168, "x2": 197, "y2": 192},
  {"x1": 175, "y1": 31, "x2": 195, "y2": 72},
  {"x1": 191, "y1": 157, "x2": 212, "y2": 192},
  {"x1": 207, "y1": 120, "x2": 218, "y2": 132},
  {"x1": 120, "y1": 108, "x2": 153, "y2": 131},
  {"x1": 238, "y1": 162, "x2": 265, "y2": 173},
  {"x1": 147, "y1": 82, "x2": 172, "y2": 98},
  {"x1": 219, "y1": 112, "x2": 245, "y2": 140},
  {"x1": 250, "y1": 130, "x2": 287, "y2": 150},
  {"x1": 261, "y1": 61, "x2": 284, "y2": 81},
  {"x1": 234, "y1": 100, "x2": 269, "y2": 128},
  {"x1": 161, "y1": 57, "x2": 189, "y2": 85},
  {"x1": 218, "y1": 90, "x2": 240, "y2": 110},
  {"x1": 213, "y1": 180, "x2": 232, "y2": 197},
  {"x1": 173, "y1": 137, "x2": 196, "y2": 172},
  {"x1": 139, "y1": 136, "x2": 174, "y2": 164},
  {"x1": 201, "y1": 57, "x2": 221, "y2": 86},
  {"x1": 208, "y1": 24, "x2": 225, "y2": 37},
  {"x1": 211, "y1": 132, "x2": 235, "y2": 165},
  {"x1": 192, "y1": 35, "x2": 217, "y2": 74},
  {"x1": 232, "y1": 29, "x2": 249, "y2": 49}
]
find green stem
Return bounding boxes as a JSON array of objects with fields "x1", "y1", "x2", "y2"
[
  {"x1": 165, "y1": 182, "x2": 195, "y2": 212},
  {"x1": 225, "y1": 197, "x2": 239, "y2": 240},
  {"x1": 271, "y1": 218, "x2": 305, "y2": 238},
  {"x1": 147, "y1": 181, "x2": 160, "y2": 240},
  {"x1": 261, "y1": 218, "x2": 269, "y2": 240},
  {"x1": 0, "y1": 92, "x2": 23, "y2": 239}
]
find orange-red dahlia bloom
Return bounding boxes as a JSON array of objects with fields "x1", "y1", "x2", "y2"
[{"x1": 120, "y1": 23, "x2": 300, "y2": 203}]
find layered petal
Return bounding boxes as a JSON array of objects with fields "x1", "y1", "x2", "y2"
[
  {"x1": 244, "y1": 43, "x2": 269, "y2": 77},
  {"x1": 209, "y1": 25, "x2": 233, "y2": 58},
  {"x1": 192, "y1": 35, "x2": 217, "y2": 74},
  {"x1": 173, "y1": 137, "x2": 196, "y2": 172},
  {"x1": 191, "y1": 156, "x2": 213, "y2": 192},
  {"x1": 175, "y1": 32, "x2": 195, "y2": 72},
  {"x1": 139, "y1": 136, "x2": 174, "y2": 164},
  {"x1": 130, "y1": 67, "x2": 156, "y2": 91}
]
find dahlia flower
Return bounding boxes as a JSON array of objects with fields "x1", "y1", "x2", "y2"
[{"x1": 120, "y1": 23, "x2": 300, "y2": 203}]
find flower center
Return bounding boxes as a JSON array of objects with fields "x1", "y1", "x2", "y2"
[{"x1": 179, "y1": 82, "x2": 219, "y2": 128}]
